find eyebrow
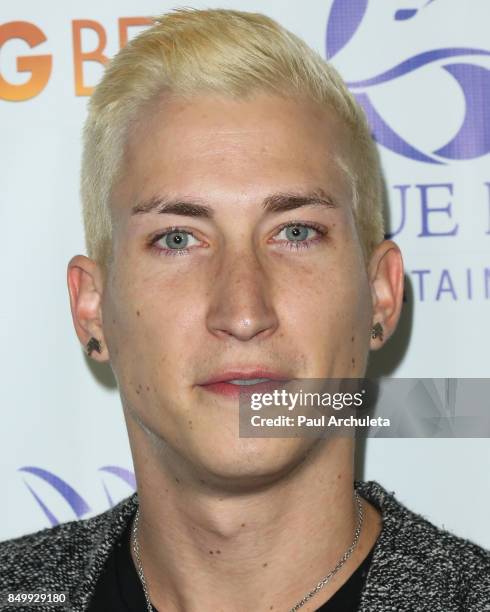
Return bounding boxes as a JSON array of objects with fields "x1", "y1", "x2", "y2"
[{"x1": 130, "y1": 188, "x2": 337, "y2": 218}]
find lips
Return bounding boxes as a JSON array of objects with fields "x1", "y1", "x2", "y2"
[{"x1": 198, "y1": 370, "x2": 291, "y2": 399}]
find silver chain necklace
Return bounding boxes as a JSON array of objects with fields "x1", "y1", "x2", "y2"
[{"x1": 131, "y1": 489, "x2": 363, "y2": 612}]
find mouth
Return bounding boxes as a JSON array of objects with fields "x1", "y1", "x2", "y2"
[{"x1": 198, "y1": 371, "x2": 291, "y2": 399}]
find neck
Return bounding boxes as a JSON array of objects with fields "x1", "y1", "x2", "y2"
[{"x1": 126, "y1": 419, "x2": 381, "y2": 612}]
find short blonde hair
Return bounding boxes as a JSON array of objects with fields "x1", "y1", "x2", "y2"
[{"x1": 81, "y1": 8, "x2": 384, "y2": 269}]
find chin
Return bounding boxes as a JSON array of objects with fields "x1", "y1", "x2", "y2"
[{"x1": 186, "y1": 435, "x2": 319, "y2": 492}]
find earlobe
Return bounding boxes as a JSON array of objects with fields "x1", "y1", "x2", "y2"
[
  {"x1": 367, "y1": 240, "x2": 404, "y2": 350},
  {"x1": 67, "y1": 255, "x2": 110, "y2": 362},
  {"x1": 86, "y1": 336, "x2": 103, "y2": 356},
  {"x1": 370, "y1": 322, "x2": 384, "y2": 342}
]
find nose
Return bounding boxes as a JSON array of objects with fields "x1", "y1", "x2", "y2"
[{"x1": 206, "y1": 248, "x2": 279, "y2": 342}]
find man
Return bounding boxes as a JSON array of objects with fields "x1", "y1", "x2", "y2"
[{"x1": 1, "y1": 8, "x2": 489, "y2": 612}]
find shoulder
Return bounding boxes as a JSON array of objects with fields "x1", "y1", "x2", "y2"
[
  {"x1": 0, "y1": 493, "x2": 138, "y2": 603},
  {"x1": 356, "y1": 480, "x2": 490, "y2": 611}
]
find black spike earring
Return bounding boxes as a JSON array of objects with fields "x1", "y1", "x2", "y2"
[
  {"x1": 86, "y1": 337, "x2": 102, "y2": 356},
  {"x1": 371, "y1": 322, "x2": 384, "y2": 342}
]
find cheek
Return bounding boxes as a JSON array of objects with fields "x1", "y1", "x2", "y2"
[
  {"x1": 102, "y1": 260, "x2": 207, "y2": 367},
  {"x1": 274, "y1": 252, "x2": 371, "y2": 367},
  {"x1": 276, "y1": 252, "x2": 368, "y2": 323}
]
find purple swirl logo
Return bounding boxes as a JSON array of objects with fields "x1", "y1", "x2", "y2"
[
  {"x1": 326, "y1": 0, "x2": 490, "y2": 162},
  {"x1": 19, "y1": 466, "x2": 136, "y2": 526}
]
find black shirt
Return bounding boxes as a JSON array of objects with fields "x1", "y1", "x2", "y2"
[{"x1": 88, "y1": 520, "x2": 374, "y2": 611}]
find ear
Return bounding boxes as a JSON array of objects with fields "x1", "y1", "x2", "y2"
[
  {"x1": 367, "y1": 240, "x2": 404, "y2": 350},
  {"x1": 67, "y1": 255, "x2": 110, "y2": 362}
]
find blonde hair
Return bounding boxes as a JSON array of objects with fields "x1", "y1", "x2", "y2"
[{"x1": 81, "y1": 8, "x2": 384, "y2": 269}]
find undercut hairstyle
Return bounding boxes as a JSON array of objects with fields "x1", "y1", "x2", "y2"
[{"x1": 81, "y1": 8, "x2": 384, "y2": 270}]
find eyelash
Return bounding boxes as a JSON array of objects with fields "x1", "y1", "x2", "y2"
[
  {"x1": 148, "y1": 222, "x2": 328, "y2": 256},
  {"x1": 272, "y1": 221, "x2": 327, "y2": 250},
  {"x1": 147, "y1": 226, "x2": 203, "y2": 257}
]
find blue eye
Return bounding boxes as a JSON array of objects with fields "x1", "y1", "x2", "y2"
[
  {"x1": 284, "y1": 225, "x2": 310, "y2": 241},
  {"x1": 152, "y1": 229, "x2": 200, "y2": 254},
  {"x1": 277, "y1": 224, "x2": 320, "y2": 242},
  {"x1": 164, "y1": 230, "x2": 191, "y2": 249},
  {"x1": 271, "y1": 222, "x2": 326, "y2": 251}
]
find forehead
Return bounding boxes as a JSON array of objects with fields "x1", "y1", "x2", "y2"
[{"x1": 113, "y1": 92, "x2": 354, "y2": 213}]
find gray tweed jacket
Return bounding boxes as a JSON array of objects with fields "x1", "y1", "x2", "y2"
[{"x1": 0, "y1": 480, "x2": 489, "y2": 611}]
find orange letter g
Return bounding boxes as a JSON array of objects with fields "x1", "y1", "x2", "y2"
[{"x1": 0, "y1": 21, "x2": 52, "y2": 101}]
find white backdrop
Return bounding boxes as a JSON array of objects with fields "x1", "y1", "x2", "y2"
[{"x1": 1, "y1": 0, "x2": 489, "y2": 548}]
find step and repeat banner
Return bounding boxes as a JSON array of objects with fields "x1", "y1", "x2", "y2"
[{"x1": 1, "y1": 0, "x2": 489, "y2": 548}]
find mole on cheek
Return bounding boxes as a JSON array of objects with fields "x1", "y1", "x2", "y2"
[{"x1": 136, "y1": 310, "x2": 140, "y2": 317}]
